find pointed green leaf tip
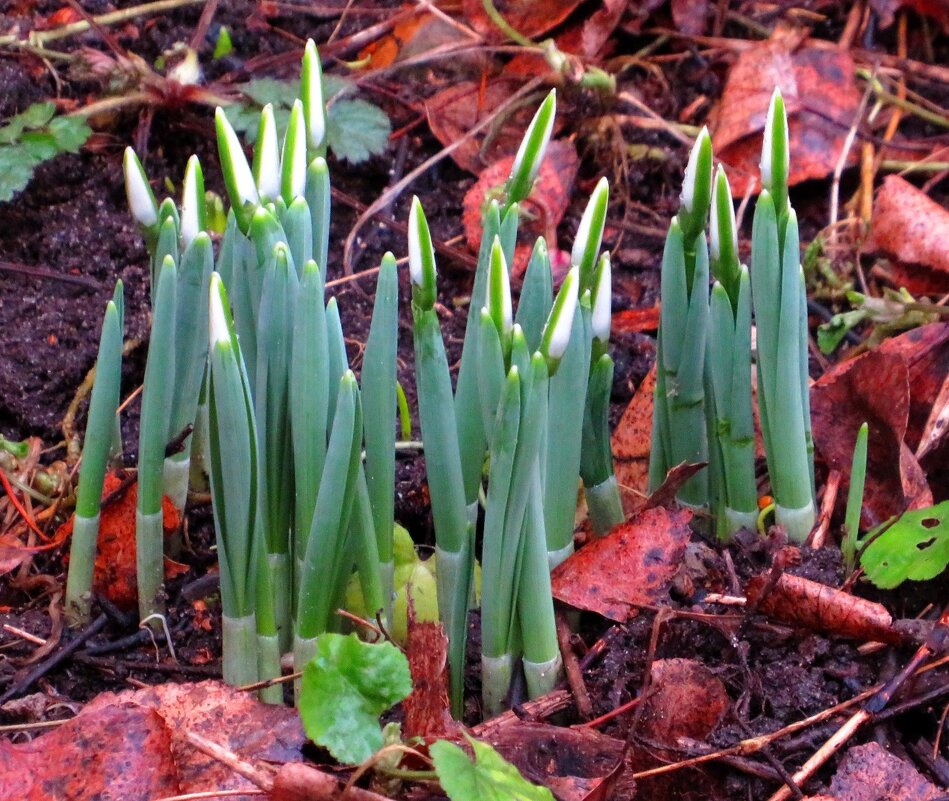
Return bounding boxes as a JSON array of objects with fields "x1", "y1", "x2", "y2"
[
  {"x1": 709, "y1": 164, "x2": 740, "y2": 300},
  {"x1": 298, "y1": 633, "x2": 412, "y2": 765},
  {"x1": 301, "y1": 39, "x2": 326, "y2": 153},
  {"x1": 408, "y1": 196, "x2": 437, "y2": 310},
  {"x1": 253, "y1": 103, "x2": 281, "y2": 201},
  {"x1": 572, "y1": 176, "x2": 609, "y2": 292},
  {"x1": 488, "y1": 236, "x2": 513, "y2": 340},
  {"x1": 281, "y1": 99, "x2": 307, "y2": 203},
  {"x1": 678, "y1": 126, "x2": 712, "y2": 243},
  {"x1": 180, "y1": 155, "x2": 206, "y2": 248},
  {"x1": 506, "y1": 89, "x2": 556, "y2": 206},
  {"x1": 215, "y1": 106, "x2": 259, "y2": 229},
  {"x1": 208, "y1": 272, "x2": 233, "y2": 347},
  {"x1": 760, "y1": 87, "x2": 789, "y2": 212},
  {"x1": 123, "y1": 147, "x2": 158, "y2": 228},
  {"x1": 591, "y1": 252, "x2": 611, "y2": 344},
  {"x1": 431, "y1": 736, "x2": 555, "y2": 801}
]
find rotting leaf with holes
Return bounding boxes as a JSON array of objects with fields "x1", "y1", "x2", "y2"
[
  {"x1": 298, "y1": 633, "x2": 412, "y2": 765},
  {"x1": 861, "y1": 500, "x2": 949, "y2": 589},
  {"x1": 431, "y1": 735, "x2": 555, "y2": 801}
]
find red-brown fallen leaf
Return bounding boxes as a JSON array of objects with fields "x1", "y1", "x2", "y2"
[
  {"x1": 462, "y1": 0, "x2": 581, "y2": 41},
  {"x1": 402, "y1": 617, "x2": 459, "y2": 741},
  {"x1": 611, "y1": 305, "x2": 660, "y2": 333},
  {"x1": 641, "y1": 659, "x2": 729, "y2": 744},
  {"x1": 671, "y1": 0, "x2": 710, "y2": 36},
  {"x1": 552, "y1": 506, "x2": 692, "y2": 621},
  {"x1": 612, "y1": 365, "x2": 657, "y2": 518},
  {"x1": 83, "y1": 681, "x2": 305, "y2": 799},
  {"x1": 868, "y1": 176, "x2": 949, "y2": 294},
  {"x1": 0, "y1": 703, "x2": 180, "y2": 800},
  {"x1": 712, "y1": 31, "x2": 862, "y2": 196},
  {"x1": 358, "y1": 8, "x2": 470, "y2": 70},
  {"x1": 461, "y1": 139, "x2": 578, "y2": 276},
  {"x1": 745, "y1": 573, "x2": 904, "y2": 644},
  {"x1": 811, "y1": 348, "x2": 933, "y2": 529},
  {"x1": 425, "y1": 78, "x2": 549, "y2": 175},
  {"x1": 486, "y1": 722, "x2": 636, "y2": 801},
  {"x1": 870, "y1": 0, "x2": 949, "y2": 31},
  {"x1": 57, "y1": 471, "x2": 182, "y2": 611},
  {"x1": 828, "y1": 741, "x2": 941, "y2": 800}
]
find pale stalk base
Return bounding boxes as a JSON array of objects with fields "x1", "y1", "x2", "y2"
[
  {"x1": 222, "y1": 613, "x2": 258, "y2": 687},
  {"x1": 162, "y1": 456, "x2": 191, "y2": 514},
  {"x1": 481, "y1": 653, "x2": 513, "y2": 718},
  {"x1": 380, "y1": 559, "x2": 394, "y2": 630},
  {"x1": 257, "y1": 633, "x2": 283, "y2": 705},
  {"x1": 293, "y1": 633, "x2": 319, "y2": 703},
  {"x1": 64, "y1": 512, "x2": 99, "y2": 626},
  {"x1": 585, "y1": 475, "x2": 625, "y2": 536},
  {"x1": 136, "y1": 509, "x2": 165, "y2": 625},
  {"x1": 725, "y1": 507, "x2": 759, "y2": 537},
  {"x1": 523, "y1": 654, "x2": 563, "y2": 700},
  {"x1": 269, "y1": 552, "x2": 292, "y2": 652},
  {"x1": 776, "y1": 500, "x2": 816, "y2": 544},
  {"x1": 547, "y1": 542, "x2": 574, "y2": 571}
]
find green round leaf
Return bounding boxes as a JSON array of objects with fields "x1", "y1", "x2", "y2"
[
  {"x1": 431, "y1": 737, "x2": 555, "y2": 801},
  {"x1": 861, "y1": 501, "x2": 949, "y2": 589}
]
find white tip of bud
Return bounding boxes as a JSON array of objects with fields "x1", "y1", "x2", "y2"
[
  {"x1": 710, "y1": 165, "x2": 737, "y2": 264},
  {"x1": 408, "y1": 197, "x2": 424, "y2": 287},
  {"x1": 208, "y1": 273, "x2": 230, "y2": 346},
  {"x1": 571, "y1": 176, "x2": 609, "y2": 269},
  {"x1": 546, "y1": 267, "x2": 579, "y2": 360},
  {"x1": 284, "y1": 100, "x2": 307, "y2": 199},
  {"x1": 511, "y1": 89, "x2": 556, "y2": 186},
  {"x1": 123, "y1": 147, "x2": 158, "y2": 227},
  {"x1": 591, "y1": 253, "x2": 612, "y2": 343},
  {"x1": 302, "y1": 39, "x2": 326, "y2": 151},
  {"x1": 180, "y1": 155, "x2": 202, "y2": 247},
  {"x1": 488, "y1": 238, "x2": 513, "y2": 336},
  {"x1": 216, "y1": 107, "x2": 259, "y2": 208},
  {"x1": 760, "y1": 88, "x2": 787, "y2": 189},
  {"x1": 255, "y1": 104, "x2": 281, "y2": 200},
  {"x1": 680, "y1": 126, "x2": 710, "y2": 213}
]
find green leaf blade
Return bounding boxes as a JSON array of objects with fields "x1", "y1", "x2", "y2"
[{"x1": 431, "y1": 737, "x2": 554, "y2": 801}]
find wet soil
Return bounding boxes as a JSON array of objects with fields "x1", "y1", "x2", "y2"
[{"x1": 0, "y1": 3, "x2": 946, "y2": 801}]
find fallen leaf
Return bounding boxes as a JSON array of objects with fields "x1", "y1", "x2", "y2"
[
  {"x1": 810, "y1": 349, "x2": 932, "y2": 530},
  {"x1": 462, "y1": 139, "x2": 578, "y2": 275},
  {"x1": 403, "y1": 617, "x2": 459, "y2": 740},
  {"x1": 462, "y1": 0, "x2": 582, "y2": 41},
  {"x1": 58, "y1": 472, "x2": 182, "y2": 611},
  {"x1": 641, "y1": 659, "x2": 729, "y2": 743},
  {"x1": 486, "y1": 722, "x2": 636, "y2": 801},
  {"x1": 612, "y1": 365, "x2": 657, "y2": 518},
  {"x1": 745, "y1": 572, "x2": 905, "y2": 644},
  {"x1": 643, "y1": 462, "x2": 707, "y2": 511},
  {"x1": 712, "y1": 32, "x2": 862, "y2": 196},
  {"x1": 868, "y1": 176, "x2": 949, "y2": 295},
  {"x1": 671, "y1": 0, "x2": 710, "y2": 35},
  {"x1": 828, "y1": 741, "x2": 941, "y2": 800},
  {"x1": 0, "y1": 703, "x2": 180, "y2": 800},
  {"x1": 870, "y1": 0, "x2": 949, "y2": 31},
  {"x1": 358, "y1": 8, "x2": 471, "y2": 70},
  {"x1": 611, "y1": 305, "x2": 660, "y2": 334},
  {"x1": 551, "y1": 506, "x2": 692, "y2": 621}
]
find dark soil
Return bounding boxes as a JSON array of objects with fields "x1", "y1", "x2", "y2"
[{"x1": 1, "y1": 3, "x2": 947, "y2": 801}]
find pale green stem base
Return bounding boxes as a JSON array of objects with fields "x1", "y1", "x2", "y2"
[
  {"x1": 222, "y1": 613, "x2": 258, "y2": 687},
  {"x1": 523, "y1": 654, "x2": 563, "y2": 700},
  {"x1": 162, "y1": 455, "x2": 191, "y2": 513},
  {"x1": 725, "y1": 507, "x2": 759, "y2": 537},
  {"x1": 257, "y1": 633, "x2": 283, "y2": 704},
  {"x1": 585, "y1": 475, "x2": 625, "y2": 536},
  {"x1": 435, "y1": 543, "x2": 472, "y2": 718},
  {"x1": 547, "y1": 541, "x2": 574, "y2": 571},
  {"x1": 481, "y1": 653, "x2": 513, "y2": 718},
  {"x1": 65, "y1": 513, "x2": 100, "y2": 626},
  {"x1": 776, "y1": 500, "x2": 816, "y2": 544},
  {"x1": 269, "y1": 552, "x2": 292, "y2": 651},
  {"x1": 136, "y1": 509, "x2": 165, "y2": 624},
  {"x1": 293, "y1": 633, "x2": 319, "y2": 703}
]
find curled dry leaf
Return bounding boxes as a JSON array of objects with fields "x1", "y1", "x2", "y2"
[
  {"x1": 551, "y1": 505, "x2": 692, "y2": 621},
  {"x1": 712, "y1": 32, "x2": 861, "y2": 196},
  {"x1": 811, "y1": 349, "x2": 932, "y2": 529},
  {"x1": 57, "y1": 471, "x2": 182, "y2": 611},
  {"x1": 745, "y1": 572, "x2": 905, "y2": 644},
  {"x1": 402, "y1": 617, "x2": 459, "y2": 741},
  {"x1": 868, "y1": 175, "x2": 949, "y2": 295}
]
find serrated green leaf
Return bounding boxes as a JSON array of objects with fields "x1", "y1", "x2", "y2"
[
  {"x1": 0, "y1": 147, "x2": 38, "y2": 201},
  {"x1": 48, "y1": 115, "x2": 91, "y2": 152},
  {"x1": 20, "y1": 131, "x2": 60, "y2": 161},
  {"x1": 431, "y1": 737, "x2": 555, "y2": 801},
  {"x1": 16, "y1": 101, "x2": 56, "y2": 129},
  {"x1": 299, "y1": 633, "x2": 412, "y2": 765},
  {"x1": 861, "y1": 501, "x2": 949, "y2": 589},
  {"x1": 326, "y1": 99, "x2": 390, "y2": 163}
]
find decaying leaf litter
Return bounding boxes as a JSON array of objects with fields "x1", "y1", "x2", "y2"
[{"x1": 0, "y1": 1, "x2": 947, "y2": 800}]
